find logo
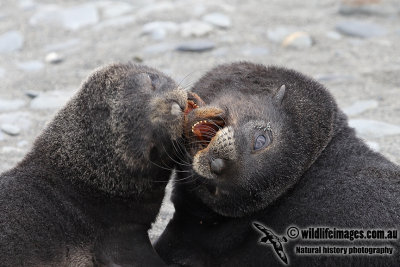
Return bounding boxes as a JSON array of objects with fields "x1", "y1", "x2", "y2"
[
  {"x1": 252, "y1": 223, "x2": 397, "y2": 265},
  {"x1": 252, "y1": 222, "x2": 289, "y2": 265}
]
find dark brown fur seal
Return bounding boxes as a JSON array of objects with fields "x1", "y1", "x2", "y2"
[
  {"x1": 155, "y1": 62, "x2": 400, "y2": 266},
  {"x1": 0, "y1": 63, "x2": 188, "y2": 266}
]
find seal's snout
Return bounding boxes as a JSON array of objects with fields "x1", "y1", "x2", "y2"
[
  {"x1": 193, "y1": 126, "x2": 237, "y2": 179},
  {"x1": 210, "y1": 158, "x2": 226, "y2": 175}
]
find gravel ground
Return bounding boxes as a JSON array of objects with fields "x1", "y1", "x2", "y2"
[{"x1": 0, "y1": 0, "x2": 399, "y2": 240}]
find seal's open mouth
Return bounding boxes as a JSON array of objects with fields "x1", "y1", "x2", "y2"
[
  {"x1": 184, "y1": 99, "x2": 225, "y2": 152},
  {"x1": 191, "y1": 119, "x2": 224, "y2": 148}
]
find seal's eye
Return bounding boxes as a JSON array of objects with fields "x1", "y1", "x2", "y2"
[{"x1": 254, "y1": 134, "x2": 269, "y2": 150}]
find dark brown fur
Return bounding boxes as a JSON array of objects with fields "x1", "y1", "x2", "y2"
[
  {"x1": 0, "y1": 63, "x2": 187, "y2": 266},
  {"x1": 156, "y1": 62, "x2": 400, "y2": 266}
]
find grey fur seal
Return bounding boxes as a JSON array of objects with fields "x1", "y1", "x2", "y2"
[
  {"x1": 155, "y1": 62, "x2": 400, "y2": 266},
  {"x1": 0, "y1": 63, "x2": 188, "y2": 266}
]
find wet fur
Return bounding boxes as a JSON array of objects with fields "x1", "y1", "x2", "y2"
[
  {"x1": 0, "y1": 63, "x2": 186, "y2": 266},
  {"x1": 155, "y1": 62, "x2": 400, "y2": 266}
]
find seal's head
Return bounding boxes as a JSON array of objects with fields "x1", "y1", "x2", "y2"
[{"x1": 183, "y1": 62, "x2": 338, "y2": 217}]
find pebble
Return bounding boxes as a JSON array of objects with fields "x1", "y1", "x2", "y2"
[
  {"x1": 315, "y1": 74, "x2": 355, "y2": 82},
  {"x1": 19, "y1": 0, "x2": 37, "y2": 10},
  {"x1": 16, "y1": 60, "x2": 44, "y2": 72},
  {"x1": 343, "y1": 100, "x2": 379, "y2": 116},
  {"x1": 30, "y1": 4, "x2": 99, "y2": 31},
  {"x1": 17, "y1": 140, "x2": 29, "y2": 147},
  {"x1": 93, "y1": 16, "x2": 136, "y2": 31},
  {"x1": 132, "y1": 56, "x2": 143, "y2": 63},
  {"x1": 202, "y1": 13, "x2": 231, "y2": 28},
  {"x1": 30, "y1": 90, "x2": 75, "y2": 110},
  {"x1": 349, "y1": 119, "x2": 400, "y2": 139},
  {"x1": 176, "y1": 40, "x2": 215, "y2": 52},
  {"x1": 137, "y1": 2, "x2": 175, "y2": 18},
  {"x1": 0, "y1": 99, "x2": 26, "y2": 111},
  {"x1": 25, "y1": 90, "x2": 39, "y2": 99},
  {"x1": 150, "y1": 28, "x2": 167, "y2": 41},
  {"x1": 142, "y1": 43, "x2": 175, "y2": 55},
  {"x1": 141, "y1": 21, "x2": 179, "y2": 40},
  {"x1": 348, "y1": 39, "x2": 365, "y2": 46},
  {"x1": 335, "y1": 20, "x2": 387, "y2": 38},
  {"x1": 60, "y1": 4, "x2": 100, "y2": 31},
  {"x1": 267, "y1": 27, "x2": 312, "y2": 48},
  {"x1": 29, "y1": 5, "x2": 62, "y2": 26},
  {"x1": 44, "y1": 39, "x2": 80, "y2": 52},
  {"x1": 339, "y1": 4, "x2": 397, "y2": 17},
  {"x1": 45, "y1": 52, "x2": 63, "y2": 64},
  {"x1": 1, "y1": 124, "x2": 21, "y2": 136},
  {"x1": 180, "y1": 21, "x2": 213, "y2": 38},
  {"x1": 142, "y1": 21, "x2": 179, "y2": 33},
  {"x1": 325, "y1": 31, "x2": 342, "y2": 40},
  {"x1": 241, "y1": 46, "x2": 269, "y2": 56},
  {"x1": 282, "y1": 32, "x2": 313, "y2": 49},
  {"x1": 366, "y1": 141, "x2": 380, "y2": 152},
  {"x1": 0, "y1": 112, "x2": 32, "y2": 131},
  {"x1": 1, "y1": 146, "x2": 22, "y2": 153},
  {"x1": 192, "y1": 4, "x2": 206, "y2": 16},
  {"x1": 267, "y1": 27, "x2": 292, "y2": 43},
  {"x1": 211, "y1": 47, "x2": 229, "y2": 57},
  {"x1": 97, "y1": 1, "x2": 134, "y2": 19},
  {"x1": 0, "y1": 30, "x2": 24, "y2": 53}
]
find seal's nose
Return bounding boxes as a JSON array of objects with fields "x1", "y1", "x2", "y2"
[{"x1": 210, "y1": 158, "x2": 226, "y2": 175}]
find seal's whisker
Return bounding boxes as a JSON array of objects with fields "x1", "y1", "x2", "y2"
[
  {"x1": 175, "y1": 172, "x2": 199, "y2": 185},
  {"x1": 170, "y1": 139, "x2": 192, "y2": 165},
  {"x1": 215, "y1": 115, "x2": 227, "y2": 125},
  {"x1": 174, "y1": 173, "x2": 195, "y2": 183},
  {"x1": 160, "y1": 142, "x2": 193, "y2": 167},
  {"x1": 180, "y1": 81, "x2": 196, "y2": 91},
  {"x1": 177, "y1": 70, "x2": 200, "y2": 90},
  {"x1": 178, "y1": 141, "x2": 193, "y2": 161},
  {"x1": 208, "y1": 119, "x2": 224, "y2": 130},
  {"x1": 148, "y1": 159, "x2": 192, "y2": 177},
  {"x1": 148, "y1": 159, "x2": 174, "y2": 172}
]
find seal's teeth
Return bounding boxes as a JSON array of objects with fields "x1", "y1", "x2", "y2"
[{"x1": 192, "y1": 120, "x2": 213, "y2": 132}]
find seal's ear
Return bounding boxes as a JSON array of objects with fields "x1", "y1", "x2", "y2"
[{"x1": 273, "y1": 84, "x2": 286, "y2": 104}]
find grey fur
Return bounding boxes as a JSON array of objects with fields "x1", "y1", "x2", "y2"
[
  {"x1": 0, "y1": 63, "x2": 186, "y2": 266},
  {"x1": 155, "y1": 62, "x2": 400, "y2": 266}
]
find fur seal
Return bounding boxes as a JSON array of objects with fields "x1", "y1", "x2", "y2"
[
  {"x1": 155, "y1": 62, "x2": 400, "y2": 266},
  {"x1": 0, "y1": 63, "x2": 189, "y2": 266}
]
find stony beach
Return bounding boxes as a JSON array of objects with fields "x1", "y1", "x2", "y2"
[{"x1": 0, "y1": 0, "x2": 399, "y2": 240}]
